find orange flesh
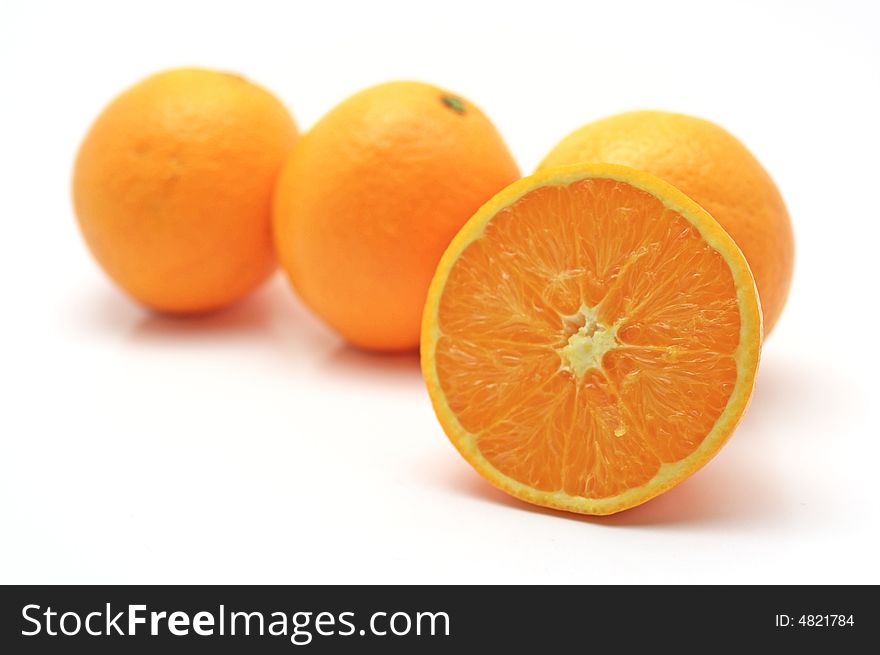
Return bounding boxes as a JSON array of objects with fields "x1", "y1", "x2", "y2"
[{"x1": 434, "y1": 179, "x2": 741, "y2": 499}]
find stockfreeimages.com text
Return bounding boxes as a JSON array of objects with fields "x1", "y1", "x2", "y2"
[{"x1": 22, "y1": 604, "x2": 450, "y2": 645}]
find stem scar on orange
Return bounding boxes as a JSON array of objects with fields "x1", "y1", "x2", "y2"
[{"x1": 421, "y1": 164, "x2": 762, "y2": 515}]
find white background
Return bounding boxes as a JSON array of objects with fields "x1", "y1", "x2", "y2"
[{"x1": 1, "y1": 0, "x2": 878, "y2": 584}]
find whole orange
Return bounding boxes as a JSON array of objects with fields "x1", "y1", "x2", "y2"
[
  {"x1": 272, "y1": 81, "x2": 520, "y2": 352},
  {"x1": 538, "y1": 111, "x2": 794, "y2": 335},
  {"x1": 73, "y1": 68, "x2": 298, "y2": 314}
]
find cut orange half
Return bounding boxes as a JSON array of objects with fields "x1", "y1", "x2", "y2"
[{"x1": 421, "y1": 164, "x2": 762, "y2": 515}]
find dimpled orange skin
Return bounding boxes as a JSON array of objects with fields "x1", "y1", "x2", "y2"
[
  {"x1": 538, "y1": 111, "x2": 794, "y2": 335},
  {"x1": 73, "y1": 68, "x2": 298, "y2": 314},
  {"x1": 273, "y1": 81, "x2": 520, "y2": 352}
]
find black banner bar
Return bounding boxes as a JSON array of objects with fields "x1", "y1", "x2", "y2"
[{"x1": 0, "y1": 585, "x2": 873, "y2": 653}]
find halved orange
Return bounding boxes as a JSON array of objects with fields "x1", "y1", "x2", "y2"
[{"x1": 421, "y1": 164, "x2": 762, "y2": 515}]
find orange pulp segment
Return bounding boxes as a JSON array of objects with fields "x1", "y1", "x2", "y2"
[{"x1": 421, "y1": 164, "x2": 762, "y2": 515}]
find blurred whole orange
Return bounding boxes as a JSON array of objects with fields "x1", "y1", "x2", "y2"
[
  {"x1": 272, "y1": 81, "x2": 520, "y2": 351},
  {"x1": 73, "y1": 68, "x2": 298, "y2": 314},
  {"x1": 538, "y1": 111, "x2": 794, "y2": 335}
]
